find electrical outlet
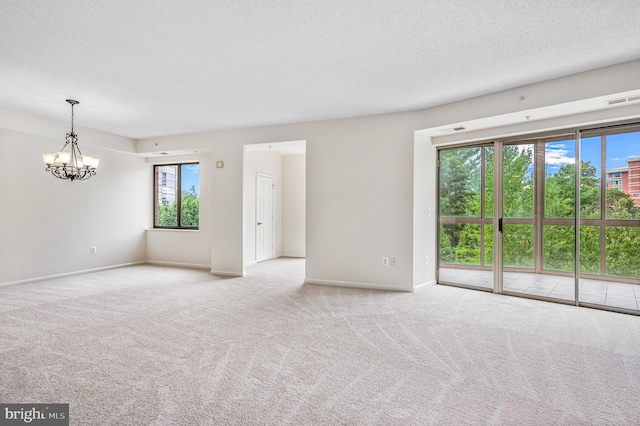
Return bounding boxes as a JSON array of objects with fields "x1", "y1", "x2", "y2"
[
  {"x1": 382, "y1": 257, "x2": 389, "y2": 266},
  {"x1": 425, "y1": 256, "x2": 429, "y2": 264},
  {"x1": 90, "y1": 246, "x2": 97, "y2": 254},
  {"x1": 390, "y1": 258, "x2": 396, "y2": 266}
]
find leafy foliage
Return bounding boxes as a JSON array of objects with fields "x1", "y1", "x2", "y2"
[
  {"x1": 157, "y1": 185, "x2": 199, "y2": 227},
  {"x1": 181, "y1": 185, "x2": 200, "y2": 227},
  {"x1": 439, "y1": 147, "x2": 481, "y2": 217},
  {"x1": 157, "y1": 202, "x2": 177, "y2": 227}
]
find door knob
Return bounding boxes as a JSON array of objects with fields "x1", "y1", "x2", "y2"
[{"x1": 257, "y1": 222, "x2": 263, "y2": 225}]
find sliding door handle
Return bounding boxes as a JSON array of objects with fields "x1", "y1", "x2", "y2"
[{"x1": 498, "y1": 217, "x2": 503, "y2": 233}]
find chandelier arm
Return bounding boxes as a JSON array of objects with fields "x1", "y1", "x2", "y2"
[{"x1": 49, "y1": 167, "x2": 64, "y2": 180}]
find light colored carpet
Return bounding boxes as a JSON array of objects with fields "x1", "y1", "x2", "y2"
[{"x1": 1, "y1": 258, "x2": 640, "y2": 425}]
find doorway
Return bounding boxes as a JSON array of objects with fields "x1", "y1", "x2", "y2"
[
  {"x1": 243, "y1": 140, "x2": 307, "y2": 271},
  {"x1": 256, "y1": 173, "x2": 274, "y2": 262}
]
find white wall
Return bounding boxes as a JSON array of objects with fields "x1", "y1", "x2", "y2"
[
  {"x1": 145, "y1": 153, "x2": 213, "y2": 269},
  {"x1": 138, "y1": 113, "x2": 423, "y2": 290},
  {"x1": 135, "y1": 60, "x2": 640, "y2": 292},
  {"x1": 244, "y1": 150, "x2": 283, "y2": 266},
  {"x1": 282, "y1": 154, "x2": 306, "y2": 257},
  {"x1": 210, "y1": 141, "x2": 245, "y2": 276},
  {"x1": 6, "y1": 61, "x2": 635, "y2": 290},
  {"x1": 413, "y1": 133, "x2": 437, "y2": 288},
  {"x1": 303, "y1": 116, "x2": 419, "y2": 291},
  {"x1": 0, "y1": 125, "x2": 150, "y2": 286}
]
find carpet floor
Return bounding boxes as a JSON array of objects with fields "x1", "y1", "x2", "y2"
[{"x1": 1, "y1": 258, "x2": 639, "y2": 425}]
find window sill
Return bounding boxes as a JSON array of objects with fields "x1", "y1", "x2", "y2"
[{"x1": 146, "y1": 228, "x2": 200, "y2": 232}]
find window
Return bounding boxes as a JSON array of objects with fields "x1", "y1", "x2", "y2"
[
  {"x1": 612, "y1": 179, "x2": 622, "y2": 186},
  {"x1": 154, "y1": 163, "x2": 199, "y2": 228},
  {"x1": 611, "y1": 172, "x2": 622, "y2": 178}
]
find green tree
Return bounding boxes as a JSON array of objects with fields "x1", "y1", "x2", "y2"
[
  {"x1": 181, "y1": 185, "x2": 200, "y2": 226},
  {"x1": 604, "y1": 189, "x2": 640, "y2": 277},
  {"x1": 580, "y1": 226, "x2": 600, "y2": 274},
  {"x1": 501, "y1": 146, "x2": 535, "y2": 267},
  {"x1": 606, "y1": 226, "x2": 640, "y2": 277},
  {"x1": 156, "y1": 185, "x2": 199, "y2": 227},
  {"x1": 579, "y1": 162, "x2": 600, "y2": 219},
  {"x1": 543, "y1": 161, "x2": 599, "y2": 272},
  {"x1": 157, "y1": 202, "x2": 177, "y2": 226},
  {"x1": 503, "y1": 145, "x2": 534, "y2": 218},
  {"x1": 439, "y1": 147, "x2": 481, "y2": 217},
  {"x1": 439, "y1": 147, "x2": 482, "y2": 265},
  {"x1": 454, "y1": 224, "x2": 481, "y2": 264},
  {"x1": 439, "y1": 224, "x2": 455, "y2": 263},
  {"x1": 606, "y1": 189, "x2": 639, "y2": 219},
  {"x1": 484, "y1": 147, "x2": 494, "y2": 218}
]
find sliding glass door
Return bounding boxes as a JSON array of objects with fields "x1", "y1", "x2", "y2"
[
  {"x1": 500, "y1": 138, "x2": 576, "y2": 302},
  {"x1": 438, "y1": 144, "x2": 494, "y2": 290},
  {"x1": 578, "y1": 129, "x2": 640, "y2": 312},
  {"x1": 437, "y1": 122, "x2": 640, "y2": 314}
]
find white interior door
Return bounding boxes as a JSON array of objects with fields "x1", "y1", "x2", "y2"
[{"x1": 256, "y1": 173, "x2": 274, "y2": 262}]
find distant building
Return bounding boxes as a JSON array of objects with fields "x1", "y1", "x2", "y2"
[
  {"x1": 606, "y1": 157, "x2": 640, "y2": 205},
  {"x1": 155, "y1": 166, "x2": 177, "y2": 207},
  {"x1": 607, "y1": 167, "x2": 628, "y2": 192}
]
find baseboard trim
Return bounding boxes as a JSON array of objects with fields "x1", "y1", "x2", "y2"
[
  {"x1": 147, "y1": 261, "x2": 211, "y2": 270},
  {"x1": 413, "y1": 280, "x2": 437, "y2": 291},
  {"x1": 304, "y1": 278, "x2": 410, "y2": 292},
  {"x1": 0, "y1": 261, "x2": 146, "y2": 288},
  {"x1": 210, "y1": 269, "x2": 245, "y2": 277}
]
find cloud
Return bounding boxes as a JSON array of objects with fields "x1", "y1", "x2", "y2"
[
  {"x1": 183, "y1": 164, "x2": 200, "y2": 173},
  {"x1": 545, "y1": 144, "x2": 575, "y2": 166}
]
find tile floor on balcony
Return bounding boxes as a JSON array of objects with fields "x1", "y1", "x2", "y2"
[{"x1": 438, "y1": 267, "x2": 640, "y2": 311}]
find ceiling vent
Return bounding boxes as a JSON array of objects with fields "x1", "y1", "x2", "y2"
[
  {"x1": 607, "y1": 97, "x2": 627, "y2": 105},
  {"x1": 606, "y1": 95, "x2": 640, "y2": 106}
]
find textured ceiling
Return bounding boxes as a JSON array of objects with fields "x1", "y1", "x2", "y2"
[{"x1": 1, "y1": 0, "x2": 640, "y2": 139}]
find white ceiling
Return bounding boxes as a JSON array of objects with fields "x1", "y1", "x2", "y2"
[{"x1": 1, "y1": 0, "x2": 640, "y2": 139}]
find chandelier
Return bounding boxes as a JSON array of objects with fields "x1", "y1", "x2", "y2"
[{"x1": 43, "y1": 99, "x2": 100, "y2": 181}]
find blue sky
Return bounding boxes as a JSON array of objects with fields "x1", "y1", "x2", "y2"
[
  {"x1": 604, "y1": 131, "x2": 640, "y2": 170},
  {"x1": 181, "y1": 164, "x2": 200, "y2": 194},
  {"x1": 545, "y1": 131, "x2": 640, "y2": 177}
]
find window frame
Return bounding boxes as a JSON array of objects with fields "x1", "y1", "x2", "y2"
[{"x1": 153, "y1": 162, "x2": 199, "y2": 230}]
